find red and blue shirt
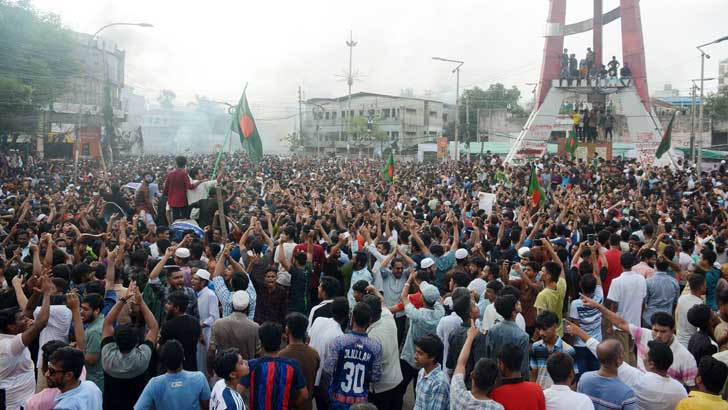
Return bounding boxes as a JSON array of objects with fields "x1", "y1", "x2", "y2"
[{"x1": 240, "y1": 356, "x2": 306, "y2": 410}]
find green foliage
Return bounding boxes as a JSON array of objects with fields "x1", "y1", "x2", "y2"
[
  {"x1": 705, "y1": 87, "x2": 728, "y2": 121},
  {"x1": 0, "y1": 0, "x2": 79, "y2": 133},
  {"x1": 459, "y1": 83, "x2": 526, "y2": 142},
  {"x1": 348, "y1": 115, "x2": 388, "y2": 142}
]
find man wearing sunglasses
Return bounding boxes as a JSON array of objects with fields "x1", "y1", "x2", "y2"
[{"x1": 45, "y1": 346, "x2": 102, "y2": 410}]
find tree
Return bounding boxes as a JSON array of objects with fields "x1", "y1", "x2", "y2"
[
  {"x1": 0, "y1": 0, "x2": 79, "y2": 134},
  {"x1": 348, "y1": 115, "x2": 388, "y2": 143},
  {"x1": 157, "y1": 89, "x2": 176, "y2": 110},
  {"x1": 705, "y1": 87, "x2": 728, "y2": 122},
  {"x1": 458, "y1": 84, "x2": 526, "y2": 142}
]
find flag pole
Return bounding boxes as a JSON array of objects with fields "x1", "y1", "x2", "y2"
[{"x1": 212, "y1": 83, "x2": 248, "y2": 179}]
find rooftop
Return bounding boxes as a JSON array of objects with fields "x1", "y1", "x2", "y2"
[{"x1": 306, "y1": 91, "x2": 445, "y2": 105}]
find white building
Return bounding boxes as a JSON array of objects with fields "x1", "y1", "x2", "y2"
[
  {"x1": 303, "y1": 92, "x2": 455, "y2": 156},
  {"x1": 720, "y1": 58, "x2": 728, "y2": 90}
]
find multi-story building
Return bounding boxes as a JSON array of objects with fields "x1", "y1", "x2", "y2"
[
  {"x1": 303, "y1": 92, "x2": 455, "y2": 156},
  {"x1": 43, "y1": 32, "x2": 125, "y2": 159},
  {"x1": 720, "y1": 58, "x2": 728, "y2": 90}
]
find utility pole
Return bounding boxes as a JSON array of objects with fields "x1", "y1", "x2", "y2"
[
  {"x1": 465, "y1": 94, "x2": 470, "y2": 162},
  {"x1": 346, "y1": 31, "x2": 357, "y2": 157},
  {"x1": 298, "y1": 86, "x2": 304, "y2": 150},
  {"x1": 690, "y1": 82, "x2": 697, "y2": 164}
]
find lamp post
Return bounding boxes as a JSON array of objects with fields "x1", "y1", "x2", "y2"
[
  {"x1": 73, "y1": 22, "x2": 153, "y2": 181},
  {"x1": 689, "y1": 77, "x2": 715, "y2": 164},
  {"x1": 696, "y1": 35, "x2": 728, "y2": 172},
  {"x1": 433, "y1": 57, "x2": 464, "y2": 161}
]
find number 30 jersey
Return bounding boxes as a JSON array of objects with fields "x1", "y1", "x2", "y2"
[{"x1": 324, "y1": 331, "x2": 383, "y2": 409}]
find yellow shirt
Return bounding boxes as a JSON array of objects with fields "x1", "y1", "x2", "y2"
[
  {"x1": 676, "y1": 391, "x2": 728, "y2": 410},
  {"x1": 534, "y1": 277, "x2": 567, "y2": 336}
]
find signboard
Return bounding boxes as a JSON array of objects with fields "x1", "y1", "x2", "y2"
[
  {"x1": 436, "y1": 137, "x2": 448, "y2": 160},
  {"x1": 529, "y1": 124, "x2": 553, "y2": 141},
  {"x1": 636, "y1": 142, "x2": 659, "y2": 168},
  {"x1": 477, "y1": 192, "x2": 497, "y2": 215},
  {"x1": 515, "y1": 141, "x2": 547, "y2": 159}
]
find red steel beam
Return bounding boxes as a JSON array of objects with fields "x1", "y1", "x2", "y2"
[{"x1": 535, "y1": 0, "x2": 567, "y2": 109}]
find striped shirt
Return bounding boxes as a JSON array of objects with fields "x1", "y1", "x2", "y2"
[
  {"x1": 629, "y1": 324, "x2": 698, "y2": 387},
  {"x1": 530, "y1": 337, "x2": 578, "y2": 389},
  {"x1": 240, "y1": 356, "x2": 306, "y2": 410},
  {"x1": 210, "y1": 379, "x2": 244, "y2": 410},
  {"x1": 414, "y1": 366, "x2": 450, "y2": 410},
  {"x1": 577, "y1": 371, "x2": 637, "y2": 410},
  {"x1": 569, "y1": 286, "x2": 603, "y2": 347}
]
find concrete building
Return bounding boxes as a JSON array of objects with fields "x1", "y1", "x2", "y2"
[
  {"x1": 720, "y1": 58, "x2": 728, "y2": 90},
  {"x1": 302, "y1": 92, "x2": 455, "y2": 156},
  {"x1": 42, "y1": 32, "x2": 125, "y2": 159},
  {"x1": 652, "y1": 84, "x2": 681, "y2": 99}
]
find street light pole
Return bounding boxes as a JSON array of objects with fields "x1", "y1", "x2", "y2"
[
  {"x1": 696, "y1": 35, "x2": 728, "y2": 173},
  {"x1": 433, "y1": 57, "x2": 464, "y2": 161},
  {"x1": 73, "y1": 22, "x2": 153, "y2": 181}
]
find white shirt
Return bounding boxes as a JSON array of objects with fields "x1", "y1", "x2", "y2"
[
  {"x1": 309, "y1": 317, "x2": 344, "y2": 386},
  {"x1": 187, "y1": 179, "x2": 217, "y2": 205},
  {"x1": 481, "y1": 303, "x2": 527, "y2": 332},
  {"x1": 273, "y1": 242, "x2": 297, "y2": 286},
  {"x1": 676, "y1": 293, "x2": 703, "y2": 347},
  {"x1": 544, "y1": 384, "x2": 595, "y2": 410},
  {"x1": 210, "y1": 379, "x2": 245, "y2": 410},
  {"x1": 585, "y1": 337, "x2": 687, "y2": 410},
  {"x1": 436, "y1": 312, "x2": 462, "y2": 372},
  {"x1": 197, "y1": 287, "x2": 220, "y2": 334},
  {"x1": 307, "y1": 299, "x2": 333, "y2": 332},
  {"x1": 34, "y1": 305, "x2": 71, "y2": 367},
  {"x1": 0, "y1": 333, "x2": 36, "y2": 410},
  {"x1": 366, "y1": 309, "x2": 403, "y2": 393},
  {"x1": 607, "y1": 271, "x2": 646, "y2": 327}
]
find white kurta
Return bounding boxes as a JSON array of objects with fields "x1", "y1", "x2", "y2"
[{"x1": 196, "y1": 286, "x2": 220, "y2": 371}]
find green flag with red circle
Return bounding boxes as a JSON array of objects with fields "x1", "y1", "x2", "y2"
[
  {"x1": 528, "y1": 165, "x2": 546, "y2": 208},
  {"x1": 382, "y1": 151, "x2": 394, "y2": 182},
  {"x1": 232, "y1": 90, "x2": 263, "y2": 163},
  {"x1": 565, "y1": 130, "x2": 578, "y2": 158}
]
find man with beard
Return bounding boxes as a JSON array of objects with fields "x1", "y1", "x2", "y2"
[
  {"x1": 159, "y1": 291, "x2": 202, "y2": 371},
  {"x1": 46, "y1": 347, "x2": 102, "y2": 410},
  {"x1": 80, "y1": 293, "x2": 105, "y2": 392},
  {"x1": 143, "y1": 245, "x2": 199, "y2": 325}
]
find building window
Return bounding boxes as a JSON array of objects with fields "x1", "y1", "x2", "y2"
[
  {"x1": 391, "y1": 131, "x2": 399, "y2": 139},
  {"x1": 325, "y1": 112, "x2": 330, "y2": 120},
  {"x1": 442, "y1": 114, "x2": 448, "y2": 123},
  {"x1": 430, "y1": 111, "x2": 438, "y2": 118},
  {"x1": 382, "y1": 108, "x2": 390, "y2": 118},
  {"x1": 332, "y1": 112, "x2": 337, "y2": 120},
  {"x1": 341, "y1": 111, "x2": 346, "y2": 118},
  {"x1": 406, "y1": 108, "x2": 416, "y2": 114},
  {"x1": 81, "y1": 143, "x2": 90, "y2": 156},
  {"x1": 359, "y1": 110, "x2": 364, "y2": 116}
]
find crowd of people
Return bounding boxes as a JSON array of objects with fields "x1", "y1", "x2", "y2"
[
  {"x1": 3, "y1": 147, "x2": 728, "y2": 410},
  {"x1": 560, "y1": 48, "x2": 632, "y2": 88}
]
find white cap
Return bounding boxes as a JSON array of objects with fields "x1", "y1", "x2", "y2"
[
  {"x1": 175, "y1": 248, "x2": 191, "y2": 258},
  {"x1": 517, "y1": 246, "x2": 531, "y2": 257},
  {"x1": 232, "y1": 291, "x2": 250, "y2": 311},
  {"x1": 419, "y1": 281, "x2": 440, "y2": 304},
  {"x1": 36, "y1": 213, "x2": 48, "y2": 222},
  {"x1": 194, "y1": 269, "x2": 211, "y2": 281},
  {"x1": 455, "y1": 248, "x2": 469, "y2": 260},
  {"x1": 421, "y1": 257, "x2": 435, "y2": 269},
  {"x1": 444, "y1": 200, "x2": 452, "y2": 206}
]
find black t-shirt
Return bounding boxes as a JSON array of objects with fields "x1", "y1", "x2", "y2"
[
  {"x1": 159, "y1": 314, "x2": 201, "y2": 371},
  {"x1": 288, "y1": 264, "x2": 310, "y2": 314},
  {"x1": 101, "y1": 336, "x2": 154, "y2": 410}
]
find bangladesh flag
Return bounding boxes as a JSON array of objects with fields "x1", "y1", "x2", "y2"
[
  {"x1": 565, "y1": 130, "x2": 579, "y2": 158},
  {"x1": 527, "y1": 165, "x2": 546, "y2": 208},
  {"x1": 231, "y1": 90, "x2": 263, "y2": 163},
  {"x1": 382, "y1": 151, "x2": 394, "y2": 182},
  {"x1": 656, "y1": 111, "x2": 676, "y2": 159}
]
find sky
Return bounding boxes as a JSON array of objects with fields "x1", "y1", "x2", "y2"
[{"x1": 31, "y1": 0, "x2": 728, "y2": 152}]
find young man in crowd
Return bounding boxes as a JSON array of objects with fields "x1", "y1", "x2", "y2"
[
  {"x1": 324, "y1": 302, "x2": 383, "y2": 410},
  {"x1": 676, "y1": 356, "x2": 728, "y2": 410},
  {"x1": 490, "y1": 343, "x2": 545, "y2": 410},
  {"x1": 210, "y1": 349, "x2": 248, "y2": 410},
  {"x1": 413, "y1": 334, "x2": 449, "y2": 410},
  {"x1": 158, "y1": 291, "x2": 201, "y2": 371},
  {"x1": 450, "y1": 321, "x2": 504, "y2": 410},
  {"x1": 279, "y1": 313, "x2": 320, "y2": 410},
  {"x1": 576, "y1": 339, "x2": 637, "y2": 410},
  {"x1": 606, "y1": 252, "x2": 647, "y2": 366},
  {"x1": 530, "y1": 311, "x2": 577, "y2": 389},
  {"x1": 207, "y1": 290, "x2": 260, "y2": 373},
  {"x1": 240, "y1": 321, "x2": 308, "y2": 410},
  {"x1": 543, "y1": 352, "x2": 595, "y2": 410},
  {"x1": 308, "y1": 297, "x2": 349, "y2": 410},
  {"x1": 46, "y1": 347, "x2": 103, "y2": 410},
  {"x1": 134, "y1": 340, "x2": 211, "y2": 410}
]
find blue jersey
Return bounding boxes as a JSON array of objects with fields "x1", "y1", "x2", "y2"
[{"x1": 324, "y1": 331, "x2": 383, "y2": 409}]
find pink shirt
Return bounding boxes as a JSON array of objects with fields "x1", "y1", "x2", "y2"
[
  {"x1": 23, "y1": 367, "x2": 86, "y2": 410},
  {"x1": 632, "y1": 261, "x2": 656, "y2": 279}
]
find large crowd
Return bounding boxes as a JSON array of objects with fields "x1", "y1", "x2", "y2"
[{"x1": 2, "y1": 147, "x2": 728, "y2": 410}]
